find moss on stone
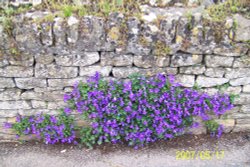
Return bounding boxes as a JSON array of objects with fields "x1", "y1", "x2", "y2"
[
  {"x1": 139, "y1": 36, "x2": 150, "y2": 47},
  {"x1": 154, "y1": 40, "x2": 171, "y2": 57}
]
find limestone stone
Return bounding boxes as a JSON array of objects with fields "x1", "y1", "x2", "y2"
[
  {"x1": 64, "y1": 87, "x2": 73, "y2": 93},
  {"x1": 234, "y1": 94, "x2": 250, "y2": 105},
  {"x1": 233, "y1": 57, "x2": 250, "y2": 68},
  {"x1": 213, "y1": 44, "x2": 248, "y2": 57},
  {"x1": 112, "y1": 67, "x2": 138, "y2": 78},
  {"x1": 233, "y1": 124, "x2": 250, "y2": 132},
  {"x1": 205, "y1": 55, "x2": 234, "y2": 67},
  {"x1": 31, "y1": 100, "x2": 47, "y2": 109},
  {"x1": 227, "y1": 113, "x2": 250, "y2": 119},
  {"x1": 34, "y1": 87, "x2": 62, "y2": 92},
  {"x1": 35, "y1": 64, "x2": 78, "y2": 78},
  {"x1": 230, "y1": 77, "x2": 250, "y2": 86},
  {"x1": 156, "y1": 56, "x2": 171, "y2": 67},
  {"x1": 215, "y1": 119, "x2": 235, "y2": 133},
  {"x1": 101, "y1": 53, "x2": 133, "y2": 66},
  {"x1": 236, "y1": 119, "x2": 250, "y2": 124},
  {"x1": 21, "y1": 91, "x2": 64, "y2": 101},
  {"x1": 0, "y1": 59, "x2": 9, "y2": 68},
  {"x1": 112, "y1": 67, "x2": 177, "y2": 78},
  {"x1": 234, "y1": 14, "x2": 250, "y2": 42},
  {"x1": 80, "y1": 66, "x2": 112, "y2": 77},
  {"x1": 219, "y1": 86, "x2": 242, "y2": 94},
  {"x1": 0, "y1": 66, "x2": 33, "y2": 77},
  {"x1": 15, "y1": 78, "x2": 47, "y2": 89},
  {"x1": 53, "y1": 17, "x2": 67, "y2": 46},
  {"x1": 35, "y1": 53, "x2": 54, "y2": 64},
  {"x1": 204, "y1": 68, "x2": 225, "y2": 78},
  {"x1": 0, "y1": 78, "x2": 15, "y2": 88},
  {"x1": 243, "y1": 85, "x2": 250, "y2": 93},
  {"x1": 0, "y1": 110, "x2": 19, "y2": 117},
  {"x1": 47, "y1": 101, "x2": 66, "y2": 110},
  {"x1": 175, "y1": 75, "x2": 195, "y2": 87},
  {"x1": 39, "y1": 21, "x2": 53, "y2": 46},
  {"x1": 179, "y1": 65, "x2": 206, "y2": 75},
  {"x1": 203, "y1": 88, "x2": 218, "y2": 95},
  {"x1": 48, "y1": 77, "x2": 87, "y2": 89},
  {"x1": 196, "y1": 76, "x2": 229, "y2": 88},
  {"x1": 225, "y1": 68, "x2": 250, "y2": 79},
  {"x1": 67, "y1": 16, "x2": 79, "y2": 43},
  {"x1": 0, "y1": 133, "x2": 16, "y2": 140},
  {"x1": 76, "y1": 16, "x2": 105, "y2": 51},
  {"x1": 9, "y1": 54, "x2": 34, "y2": 67},
  {"x1": 171, "y1": 53, "x2": 202, "y2": 67},
  {"x1": 134, "y1": 55, "x2": 170, "y2": 68},
  {"x1": 144, "y1": 68, "x2": 178, "y2": 76},
  {"x1": 55, "y1": 52, "x2": 99, "y2": 66},
  {"x1": 0, "y1": 89, "x2": 21, "y2": 100},
  {"x1": 241, "y1": 105, "x2": 250, "y2": 113},
  {"x1": 0, "y1": 101, "x2": 31, "y2": 109}
]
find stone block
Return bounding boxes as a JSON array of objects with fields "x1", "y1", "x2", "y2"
[
  {"x1": 0, "y1": 101, "x2": 31, "y2": 110},
  {"x1": 55, "y1": 52, "x2": 99, "y2": 66},
  {"x1": 0, "y1": 78, "x2": 15, "y2": 88},
  {"x1": 80, "y1": 65, "x2": 112, "y2": 77},
  {"x1": 101, "y1": 52, "x2": 133, "y2": 67},
  {"x1": 175, "y1": 75, "x2": 195, "y2": 87},
  {"x1": 205, "y1": 55, "x2": 234, "y2": 67},
  {"x1": 225, "y1": 68, "x2": 250, "y2": 79},
  {"x1": 0, "y1": 66, "x2": 33, "y2": 77},
  {"x1": 15, "y1": 78, "x2": 47, "y2": 89},
  {"x1": 179, "y1": 65, "x2": 206, "y2": 75},
  {"x1": 196, "y1": 76, "x2": 229, "y2": 87},
  {"x1": 35, "y1": 64, "x2": 78, "y2": 78},
  {"x1": 205, "y1": 68, "x2": 225, "y2": 78},
  {"x1": 171, "y1": 53, "x2": 202, "y2": 67},
  {"x1": 230, "y1": 77, "x2": 250, "y2": 86},
  {"x1": 0, "y1": 88, "x2": 21, "y2": 100}
]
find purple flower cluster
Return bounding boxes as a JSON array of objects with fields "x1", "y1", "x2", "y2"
[
  {"x1": 64, "y1": 72, "x2": 234, "y2": 147},
  {"x1": 4, "y1": 113, "x2": 76, "y2": 144}
]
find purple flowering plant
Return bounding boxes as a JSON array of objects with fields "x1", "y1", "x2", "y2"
[
  {"x1": 4, "y1": 110, "x2": 76, "y2": 144},
  {"x1": 3, "y1": 72, "x2": 235, "y2": 148},
  {"x1": 64, "y1": 72, "x2": 234, "y2": 148}
]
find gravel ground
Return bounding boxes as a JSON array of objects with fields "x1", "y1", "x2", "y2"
[{"x1": 0, "y1": 132, "x2": 250, "y2": 167}]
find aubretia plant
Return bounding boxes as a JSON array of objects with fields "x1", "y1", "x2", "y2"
[
  {"x1": 4, "y1": 110, "x2": 76, "y2": 144},
  {"x1": 64, "y1": 72, "x2": 234, "y2": 148},
  {"x1": 3, "y1": 72, "x2": 234, "y2": 147}
]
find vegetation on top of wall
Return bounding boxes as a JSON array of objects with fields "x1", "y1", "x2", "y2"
[{"x1": 205, "y1": 0, "x2": 250, "y2": 22}]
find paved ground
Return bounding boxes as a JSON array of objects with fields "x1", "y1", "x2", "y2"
[{"x1": 0, "y1": 132, "x2": 250, "y2": 167}]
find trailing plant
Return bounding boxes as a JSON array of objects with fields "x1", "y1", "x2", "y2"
[
  {"x1": 4, "y1": 110, "x2": 76, "y2": 144},
  {"x1": 64, "y1": 72, "x2": 233, "y2": 148},
  {"x1": 205, "y1": 120, "x2": 223, "y2": 138},
  {"x1": 4, "y1": 73, "x2": 234, "y2": 148}
]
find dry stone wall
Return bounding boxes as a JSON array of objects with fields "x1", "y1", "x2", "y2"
[{"x1": 0, "y1": 6, "x2": 250, "y2": 139}]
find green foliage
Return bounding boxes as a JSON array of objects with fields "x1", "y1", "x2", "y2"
[
  {"x1": 80, "y1": 127, "x2": 98, "y2": 149},
  {"x1": 205, "y1": 120, "x2": 219, "y2": 132},
  {"x1": 229, "y1": 93, "x2": 240, "y2": 103},
  {"x1": 216, "y1": 83, "x2": 230, "y2": 92},
  {"x1": 193, "y1": 82, "x2": 201, "y2": 91},
  {"x1": 11, "y1": 110, "x2": 73, "y2": 136},
  {"x1": 206, "y1": 0, "x2": 250, "y2": 22},
  {"x1": 185, "y1": 11, "x2": 193, "y2": 30},
  {"x1": 62, "y1": 5, "x2": 73, "y2": 18}
]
